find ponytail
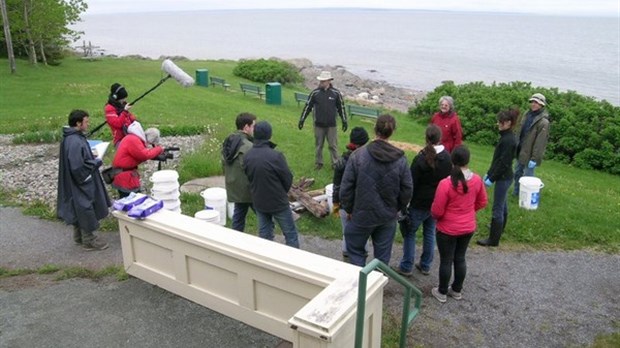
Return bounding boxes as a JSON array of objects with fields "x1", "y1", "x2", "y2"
[
  {"x1": 424, "y1": 124, "x2": 442, "y2": 169},
  {"x1": 449, "y1": 145, "x2": 470, "y2": 193}
]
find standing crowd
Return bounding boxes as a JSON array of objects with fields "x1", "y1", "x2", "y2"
[{"x1": 56, "y1": 72, "x2": 550, "y2": 303}]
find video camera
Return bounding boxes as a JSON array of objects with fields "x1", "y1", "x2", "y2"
[{"x1": 155, "y1": 146, "x2": 180, "y2": 170}]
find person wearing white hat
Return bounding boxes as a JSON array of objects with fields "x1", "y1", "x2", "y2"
[
  {"x1": 512, "y1": 93, "x2": 550, "y2": 196},
  {"x1": 298, "y1": 70, "x2": 348, "y2": 170}
]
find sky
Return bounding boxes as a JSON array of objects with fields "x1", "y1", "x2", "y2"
[{"x1": 84, "y1": 0, "x2": 619, "y2": 17}]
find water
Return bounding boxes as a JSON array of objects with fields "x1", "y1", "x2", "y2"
[{"x1": 73, "y1": 9, "x2": 620, "y2": 105}]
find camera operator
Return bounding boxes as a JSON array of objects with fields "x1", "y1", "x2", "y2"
[{"x1": 111, "y1": 121, "x2": 164, "y2": 198}]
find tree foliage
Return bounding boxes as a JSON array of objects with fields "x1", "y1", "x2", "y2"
[
  {"x1": 0, "y1": 0, "x2": 87, "y2": 64},
  {"x1": 233, "y1": 58, "x2": 302, "y2": 85},
  {"x1": 408, "y1": 81, "x2": 620, "y2": 175}
]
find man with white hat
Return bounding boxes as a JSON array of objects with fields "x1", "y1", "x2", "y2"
[
  {"x1": 298, "y1": 71, "x2": 348, "y2": 170},
  {"x1": 513, "y1": 93, "x2": 550, "y2": 196}
]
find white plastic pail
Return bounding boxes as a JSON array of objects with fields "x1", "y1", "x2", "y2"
[
  {"x1": 194, "y1": 210, "x2": 220, "y2": 223},
  {"x1": 151, "y1": 181, "x2": 180, "y2": 194},
  {"x1": 325, "y1": 184, "x2": 334, "y2": 213},
  {"x1": 519, "y1": 177, "x2": 544, "y2": 210},
  {"x1": 162, "y1": 198, "x2": 181, "y2": 211},
  {"x1": 150, "y1": 170, "x2": 179, "y2": 183},
  {"x1": 200, "y1": 188, "x2": 227, "y2": 225},
  {"x1": 151, "y1": 189, "x2": 181, "y2": 200}
]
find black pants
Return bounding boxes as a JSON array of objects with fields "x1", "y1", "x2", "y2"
[{"x1": 436, "y1": 231, "x2": 474, "y2": 294}]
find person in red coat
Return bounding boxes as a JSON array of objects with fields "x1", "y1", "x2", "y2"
[
  {"x1": 105, "y1": 83, "x2": 137, "y2": 146},
  {"x1": 112, "y1": 121, "x2": 164, "y2": 198},
  {"x1": 430, "y1": 96, "x2": 463, "y2": 153}
]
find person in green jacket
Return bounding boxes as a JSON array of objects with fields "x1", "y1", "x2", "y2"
[{"x1": 222, "y1": 112, "x2": 256, "y2": 231}]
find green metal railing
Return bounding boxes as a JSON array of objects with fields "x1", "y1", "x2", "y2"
[{"x1": 354, "y1": 259, "x2": 423, "y2": 348}]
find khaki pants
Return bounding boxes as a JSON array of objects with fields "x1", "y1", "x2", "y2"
[{"x1": 314, "y1": 126, "x2": 338, "y2": 166}]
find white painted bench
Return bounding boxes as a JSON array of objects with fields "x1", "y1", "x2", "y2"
[{"x1": 113, "y1": 209, "x2": 387, "y2": 347}]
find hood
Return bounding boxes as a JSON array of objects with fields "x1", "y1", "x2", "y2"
[
  {"x1": 62, "y1": 126, "x2": 83, "y2": 138},
  {"x1": 434, "y1": 144, "x2": 445, "y2": 153},
  {"x1": 127, "y1": 121, "x2": 146, "y2": 143},
  {"x1": 254, "y1": 139, "x2": 277, "y2": 149},
  {"x1": 367, "y1": 140, "x2": 404, "y2": 163},
  {"x1": 222, "y1": 132, "x2": 244, "y2": 164}
]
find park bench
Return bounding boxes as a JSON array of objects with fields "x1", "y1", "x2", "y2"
[
  {"x1": 294, "y1": 92, "x2": 309, "y2": 107},
  {"x1": 239, "y1": 83, "x2": 265, "y2": 99},
  {"x1": 347, "y1": 104, "x2": 381, "y2": 119},
  {"x1": 210, "y1": 76, "x2": 230, "y2": 90}
]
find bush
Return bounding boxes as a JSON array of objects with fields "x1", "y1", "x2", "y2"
[
  {"x1": 408, "y1": 81, "x2": 620, "y2": 175},
  {"x1": 233, "y1": 58, "x2": 302, "y2": 85}
]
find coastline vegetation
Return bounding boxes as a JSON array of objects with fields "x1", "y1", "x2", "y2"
[{"x1": 1, "y1": 56, "x2": 619, "y2": 254}]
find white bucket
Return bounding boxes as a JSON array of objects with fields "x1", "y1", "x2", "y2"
[
  {"x1": 194, "y1": 210, "x2": 220, "y2": 223},
  {"x1": 151, "y1": 181, "x2": 180, "y2": 194},
  {"x1": 162, "y1": 198, "x2": 181, "y2": 211},
  {"x1": 519, "y1": 177, "x2": 544, "y2": 210},
  {"x1": 151, "y1": 189, "x2": 181, "y2": 200},
  {"x1": 150, "y1": 170, "x2": 179, "y2": 183},
  {"x1": 200, "y1": 188, "x2": 227, "y2": 225},
  {"x1": 325, "y1": 183, "x2": 334, "y2": 213}
]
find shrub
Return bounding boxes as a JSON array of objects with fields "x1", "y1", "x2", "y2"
[
  {"x1": 408, "y1": 81, "x2": 620, "y2": 175},
  {"x1": 233, "y1": 58, "x2": 302, "y2": 85}
]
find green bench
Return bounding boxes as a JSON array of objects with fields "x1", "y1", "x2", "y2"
[
  {"x1": 239, "y1": 83, "x2": 265, "y2": 99},
  {"x1": 294, "y1": 92, "x2": 309, "y2": 107},
  {"x1": 210, "y1": 76, "x2": 230, "y2": 90},
  {"x1": 347, "y1": 104, "x2": 381, "y2": 119}
]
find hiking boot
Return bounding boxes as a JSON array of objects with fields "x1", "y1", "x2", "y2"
[
  {"x1": 82, "y1": 238, "x2": 109, "y2": 251},
  {"x1": 448, "y1": 287, "x2": 462, "y2": 300},
  {"x1": 431, "y1": 287, "x2": 447, "y2": 303},
  {"x1": 415, "y1": 263, "x2": 430, "y2": 275},
  {"x1": 391, "y1": 265, "x2": 413, "y2": 277}
]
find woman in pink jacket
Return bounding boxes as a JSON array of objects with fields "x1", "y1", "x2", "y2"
[{"x1": 430, "y1": 145, "x2": 487, "y2": 303}]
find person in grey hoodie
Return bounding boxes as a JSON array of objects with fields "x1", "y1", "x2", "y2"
[{"x1": 340, "y1": 114, "x2": 413, "y2": 266}]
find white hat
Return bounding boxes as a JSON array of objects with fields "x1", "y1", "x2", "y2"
[
  {"x1": 316, "y1": 71, "x2": 334, "y2": 81},
  {"x1": 529, "y1": 93, "x2": 546, "y2": 106}
]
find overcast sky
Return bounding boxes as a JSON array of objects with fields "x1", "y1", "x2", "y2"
[{"x1": 85, "y1": 0, "x2": 619, "y2": 17}]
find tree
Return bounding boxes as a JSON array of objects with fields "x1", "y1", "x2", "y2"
[{"x1": 0, "y1": 0, "x2": 16, "y2": 73}]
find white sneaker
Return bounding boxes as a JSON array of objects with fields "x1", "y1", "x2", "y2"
[
  {"x1": 431, "y1": 287, "x2": 447, "y2": 303},
  {"x1": 448, "y1": 287, "x2": 462, "y2": 300}
]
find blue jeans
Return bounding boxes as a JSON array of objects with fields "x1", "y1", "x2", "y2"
[
  {"x1": 435, "y1": 231, "x2": 473, "y2": 294},
  {"x1": 399, "y1": 208, "x2": 436, "y2": 273},
  {"x1": 513, "y1": 162, "x2": 535, "y2": 195},
  {"x1": 492, "y1": 179, "x2": 511, "y2": 225},
  {"x1": 345, "y1": 219, "x2": 397, "y2": 266},
  {"x1": 231, "y1": 202, "x2": 254, "y2": 232},
  {"x1": 256, "y1": 209, "x2": 300, "y2": 248}
]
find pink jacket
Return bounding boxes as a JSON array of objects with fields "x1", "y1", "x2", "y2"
[{"x1": 431, "y1": 173, "x2": 487, "y2": 235}]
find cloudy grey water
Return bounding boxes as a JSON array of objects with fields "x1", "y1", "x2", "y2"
[{"x1": 74, "y1": 9, "x2": 620, "y2": 104}]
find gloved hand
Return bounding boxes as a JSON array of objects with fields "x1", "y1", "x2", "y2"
[
  {"x1": 155, "y1": 153, "x2": 168, "y2": 162},
  {"x1": 94, "y1": 158, "x2": 103, "y2": 168},
  {"x1": 484, "y1": 175, "x2": 493, "y2": 187},
  {"x1": 332, "y1": 202, "x2": 340, "y2": 217},
  {"x1": 528, "y1": 160, "x2": 537, "y2": 169},
  {"x1": 342, "y1": 121, "x2": 348, "y2": 132},
  {"x1": 398, "y1": 211, "x2": 412, "y2": 234},
  {"x1": 124, "y1": 103, "x2": 132, "y2": 111},
  {"x1": 298, "y1": 120, "x2": 304, "y2": 130}
]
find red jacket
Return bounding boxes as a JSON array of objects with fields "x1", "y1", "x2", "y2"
[
  {"x1": 105, "y1": 103, "x2": 137, "y2": 146},
  {"x1": 431, "y1": 112, "x2": 463, "y2": 153},
  {"x1": 112, "y1": 134, "x2": 163, "y2": 191},
  {"x1": 431, "y1": 173, "x2": 487, "y2": 235}
]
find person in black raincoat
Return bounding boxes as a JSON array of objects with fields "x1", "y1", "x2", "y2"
[{"x1": 56, "y1": 109, "x2": 111, "y2": 251}]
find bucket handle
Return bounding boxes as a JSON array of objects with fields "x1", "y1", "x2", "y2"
[{"x1": 539, "y1": 182, "x2": 545, "y2": 189}]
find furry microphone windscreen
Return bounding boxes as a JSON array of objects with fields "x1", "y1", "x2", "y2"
[{"x1": 161, "y1": 59, "x2": 195, "y2": 87}]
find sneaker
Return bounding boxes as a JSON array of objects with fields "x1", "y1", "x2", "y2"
[
  {"x1": 448, "y1": 287, "x2": 462, "y2": 300},
  {"x1": 82, "y1": 238, "x2": 109, "y2": 251},
  {"x1": 431, "y1": 287, "x2": 447, "y2": 303},
  {"x1": 391, "y1": 266, "x2": 413, "y2": 277},
  {"x1": 415, "y1": 263, "x2": 430, "y2": 275}
]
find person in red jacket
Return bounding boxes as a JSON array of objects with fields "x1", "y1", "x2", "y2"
[
  {"x1": 105, "y1": 83, "x2": 137, "y2": 146},
  {"x1": 430, "y1": 145, "x2": 487, "y2": 303},
  {"x1": 112, "y1": 121, "x2": 164, "y2": 198},
  {"x1": 430, "y1": 96, "x2": 463, "y2": 153}
]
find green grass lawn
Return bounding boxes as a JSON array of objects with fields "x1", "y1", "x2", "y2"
[{"x1": 1, "y1": 57, "x2": 619, "y2": 252}]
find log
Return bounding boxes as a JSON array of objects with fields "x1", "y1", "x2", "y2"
[{"x1": 289, "y1": 187, "x2": 328, "y2": 218}]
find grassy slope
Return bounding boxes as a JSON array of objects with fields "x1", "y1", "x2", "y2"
[{"x1": 1, "y1": 57, "x2": 618, "y2": 252}]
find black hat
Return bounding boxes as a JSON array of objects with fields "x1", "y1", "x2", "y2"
[
  {"x1": 349, "y1": 127, "x2": 369, "y2": 146},
  {"x1": 110, "y1": 83, "x2": 128, "y2": 100},
  {"x1": 253, "y1": 121, "x2": 272, "y2": 141}
]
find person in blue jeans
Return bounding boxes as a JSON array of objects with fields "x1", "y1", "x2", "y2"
[
  {"x1": 243, "y1": 121, "x2": 299, "y2": 248},
  {"x1": 478, "y1": 109, "x2": 519, "y2": 247},
  {"x1": 340, "y1": 114, "x2": 413, "y2": 266},
  {"x1": 395, "y1": 124, "x2": 452, "y2": 276}
]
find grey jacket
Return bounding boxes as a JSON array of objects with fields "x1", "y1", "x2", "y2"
[
  {"x1": 222, "y1": 131, "x2": 253, "y2": 203},
  {"x1": 516, "y1": 109, "x2": 550, "y2": 165}
]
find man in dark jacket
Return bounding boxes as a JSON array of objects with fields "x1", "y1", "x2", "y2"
[
  {"x1": 298, "y1": 71, "x2": 348, "y2": 170},
  {"x1": 222, "y1": 112, "x2": 256, "y2": 232},
  {"x1": 57, "y1": 109, "x2": 111, "y2": 251},
  {"x1": 340, "y1": 114, "x2": 413, "y2": 266},
  {"x1": 244, "y1": 121, "x2": 299, "y2": 248}
]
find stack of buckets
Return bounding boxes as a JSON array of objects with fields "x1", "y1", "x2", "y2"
[
  {"x1": 150, "y1": 170, "x2": 182, "y2": 213},
  {"x1": 199, "y1": 187, "x2": 227, "y2": 226},
  {"x1": 518, "y1": 177, "x2": 544, "y2": 210}
]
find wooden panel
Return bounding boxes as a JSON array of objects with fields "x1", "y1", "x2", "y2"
[{"x1": 187, "y1": 256, "x2": 238, "y2": 303}]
